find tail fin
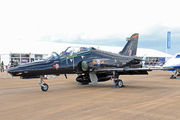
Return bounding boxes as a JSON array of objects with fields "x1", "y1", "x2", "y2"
[{"x1": 120, "y1": 33, "x2": 139, "y2": 56}]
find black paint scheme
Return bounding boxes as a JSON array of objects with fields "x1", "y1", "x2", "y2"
[{"x1": 7, "y1": 33, "x2": 152, "y2": 85}]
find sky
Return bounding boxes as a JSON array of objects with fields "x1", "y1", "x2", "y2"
[{"x1": 0, "y1": 0, "x2": 180, "y2": 55}]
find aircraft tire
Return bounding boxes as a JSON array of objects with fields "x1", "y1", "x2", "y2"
[
  {"x1": 117, "y1": 79, "x2": 123, "y2": 87},
  {"x1": 41, "y1": 84, "x2": 49, "y2": 91},
  {"x1": 170, "y1": 75, "x2": 176, "y2": 79}
]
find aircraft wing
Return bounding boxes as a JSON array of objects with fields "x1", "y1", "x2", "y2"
[{"x1": 94, "y1": 67, "x2": 167, "y2": 72}]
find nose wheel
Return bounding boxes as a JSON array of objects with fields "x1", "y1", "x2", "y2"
[
  {"x1": 41, "y1": 84, "x2": 49, "y2": 91},
  {"x1": 39, "y1": 76, "x2": 49, "y2": 91}
]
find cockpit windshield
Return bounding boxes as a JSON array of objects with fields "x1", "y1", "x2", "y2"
[
  {"x1": 60, "y1": 46, "x2": 90, "y2": 59},
  {"x1": 176, "y1": 54, "x2": 180, "y2": 58},
  {"x1": 44, "y1": 52, "x2": 59, "y2": 61}
]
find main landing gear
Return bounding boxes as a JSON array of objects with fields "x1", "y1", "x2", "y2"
[
  {"x1": 39, "y1": 75, "x2": 49, "y2": 91},
  {"x1": 170, "y1": 75, "x2": 176, "y2": 79},
  {"x1": 170, "y1": 69, "x2": 180, "y2": 79},
  {"x1": 112, "y1": 72, "x2": 124, "y2": 88},
  {"x1": 170, "y1": 70, "x2": 178, "y2": 79},
  {"x1": 113, "y1": 79, "x2": 123, "y2": 88}
]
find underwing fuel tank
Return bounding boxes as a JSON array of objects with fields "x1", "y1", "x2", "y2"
[
  {"x1": 76, "y1": 75, "x2": 91, "y2": 83},
  {"x1": 76, "y1": 73, "x2": 112, "y2": 83}
]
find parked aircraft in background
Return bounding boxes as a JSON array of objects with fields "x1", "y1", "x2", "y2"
[
  {"x1": 7, "y1": 33, "x2": 163, "y2": 91},
  {"x1": 163, "y1": 53, "x2": 180, "y2": 79}
]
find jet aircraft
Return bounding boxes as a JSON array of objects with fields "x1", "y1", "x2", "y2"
[
  {"x1": 163, "y1": 53, "x2": 180, "y2": 79},
  {"x1": 7, "y1": 33, "x2": 157, "y2": 91}
]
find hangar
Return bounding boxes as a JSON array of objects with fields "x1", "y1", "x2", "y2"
[{"x1": 0, "y1": 41, "x2": 172, "y2": 66}]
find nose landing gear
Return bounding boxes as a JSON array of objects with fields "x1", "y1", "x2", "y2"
[{"x1": 39, "y1": 76, "x2": 49, "y2": 91}]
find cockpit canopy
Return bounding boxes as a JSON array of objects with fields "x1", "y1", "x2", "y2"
[
  {"x1": 60, "y1": 46, "x2": 90, "y2": 59},
  {"x1": 44, "y1": 46, "x2": 91, "y2": 61},
  {"x1": 44, "y1": 52, "x2": 59, "y2": 61},
  {"x1": 176, "y1": 54, "x2": 180, "y2": 58}
]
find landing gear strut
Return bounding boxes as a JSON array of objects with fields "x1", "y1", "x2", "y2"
[
  {"x1": 112, "y1": 72, "x2": 124, "y2": 88},
  {"x1": 39, "y1": 76, "x2": 49, "y2": 91},
  {"x1": 170, "y1": 71, "x2": 176, "y2": 79}
]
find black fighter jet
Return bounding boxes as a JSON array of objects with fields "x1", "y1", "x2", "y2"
[{"x1": 7, "y1": 33, "x2": 154, "y2": 91}]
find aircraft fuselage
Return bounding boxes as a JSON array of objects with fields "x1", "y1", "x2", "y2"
[{"x1": 8, "y1": 47, "x2": 142, "y2": 79}]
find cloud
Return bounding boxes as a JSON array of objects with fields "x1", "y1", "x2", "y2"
[
  {"x1": 139, "y1": 24, "x2": 180, "y2": 55},
  {"x1": 1, "y1": 0, "x2": 180, "y2": 55},
  {"x1": 38, "y1": 23, "x2": 180, "y2": 56}
]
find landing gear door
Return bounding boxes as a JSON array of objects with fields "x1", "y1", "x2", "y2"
[{"x1": 89, "y1": 72, "x2": 98, "y2": 84}]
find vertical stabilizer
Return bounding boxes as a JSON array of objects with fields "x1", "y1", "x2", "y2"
[{"x1": 120, "y1": 33, "x2": 139, "y2": 56}]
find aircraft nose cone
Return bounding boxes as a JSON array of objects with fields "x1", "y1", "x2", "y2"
[
  {"x1": 7, "y1": 66, "x2": 21, "y2": 76},
  {"x1": 7, "y1": 67, "x2": 17, "y2": 72}
]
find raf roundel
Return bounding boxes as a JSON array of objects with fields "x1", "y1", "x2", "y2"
[
  {"x1": 97, "y1": 59, "x2": 101, "y2": 66},
  {"x1": 56, "y1": 64, "x2": 59, "y2": 69}
]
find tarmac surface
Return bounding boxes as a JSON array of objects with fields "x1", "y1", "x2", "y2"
[{"x1": 0, "y1": 70, "x2": 180, "y2": 120}]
